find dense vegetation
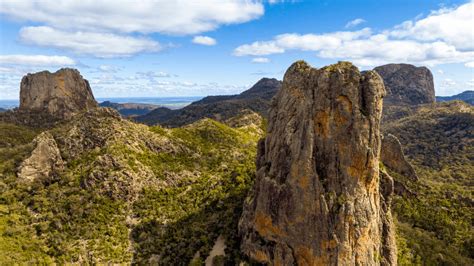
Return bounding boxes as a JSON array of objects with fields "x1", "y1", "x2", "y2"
[
  {"x1": 383, "y1": 101, "x2": 474, "y2": 265},
  {"x1": 1, "y1": 101, "x2": 472, "y2": 265},
  {"x1": 0, "y1": 109, "x2": 263, "y2": 264}
]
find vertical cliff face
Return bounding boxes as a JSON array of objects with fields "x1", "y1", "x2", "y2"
[
  {"x1": 239, "y1": 61, "x2": 396, "y2": 265},
  {"x1": 19, "y1": 68, "x2": 98, "y2": 120},
  {"x1": 374, "y1": 63, "x2": 435, "y2": 106}
]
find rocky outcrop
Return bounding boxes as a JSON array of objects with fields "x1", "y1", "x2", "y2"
[
  {"x1": 18, "y1": 131, "x2": 64, "y2": 181},
  {"x1": 19, "y1": 68, "x2": 98, "y2": 120},
  {"x1": 374, "y1": 63, "x2": 435, "y2": 106},
  {"x1": 53, "y1": 107, "x2": 122, "y2": 160},
  {"x1": 381, "y1": 134, "x2": 418, "y2": 180},
  {"x1": 239, "y1": 61, "x2": 396, "y2": 265}
]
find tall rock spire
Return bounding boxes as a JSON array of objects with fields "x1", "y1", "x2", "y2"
[{"x1": 239, "y1": 61, "x2": 396, "y2": 265}]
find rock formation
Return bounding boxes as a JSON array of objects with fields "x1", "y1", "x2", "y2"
[
  {"x1": 239, "y1": 61, "x2": 396, "y2": 265},
  {"x1": 381, "y1": 134, "x2": 418, "y2": 180},
  {"x1": 19, "y1": 68, "x2": 98, "y2": 120},
  {"x1": 374, "y1": 63, "x2": 435, "y2": 105},
  {"x1": 18, "y1": 132, "x2": 64, "y2": 181}
]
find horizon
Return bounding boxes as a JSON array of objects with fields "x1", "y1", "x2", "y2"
[{"x1": 1, "y1": 0, "x2": 473, "y2": 99}]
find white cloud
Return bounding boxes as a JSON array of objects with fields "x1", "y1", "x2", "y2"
[
  {"x1": 437, "y1": 69, "x2": 444, "y2": 74},
  {"x1": 276, "y1": 28, "x2": 372, "y2": 50},
  {"x1": 467, "y1": 79, "x2": 474, "y2": 87},
  {"x1": 88, "y1": 75, "x2": 249, "y2": 98},
  {"x1": 465, "y1": 62, "x2": 474, "y2": 68},
  {"x1": 135, "y1": 71, "x2": 172, "y2": 79},
  {"x1": 0, "y1": 0, "x2": 264, "y2": 35},
  {"x1": 1, "y1": 1, "x2": 264, "y2": 57},
  {"x1": 268, "y1": 0, "x2": 291, "y2": 4},
  {"x1": 345, "y1": 18, "x2": 366, "y2": 28},
  {"x1": 390, "y1": 2, "x2": 473, "y2": 50},
  {"x1": 234, "y1": 41, "x2": 285, "y2": 56},
  {"x1": 0, "y1": 54, "x2": 75, "y2": 66},
  {"x1": 442, "y1": 78, "x2": 457, "y2": 86},
  {"x1": 252, "y1": 57, "x2": 270, "y2": 63},
  {"x1": 233, "y1": 2, "x2": 474, "y2": 67},
  {"x1": 19, "y1": 26, "x2": 161, "y2": 58},
  {"x1": 317, "y1": 38, "x2": 473, "y2": 67},
  {"x1": 97, "y1": 65, "x2": 121, "y2": 73},
  {"x1": 233, "y1": 28, "x2": 372, "y2": 56},
  {"x1": 192, "y1": 36, "x2": 217, "y2": 46}
]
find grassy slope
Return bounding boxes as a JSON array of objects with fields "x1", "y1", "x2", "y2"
[{"x1": 383, "y1": 101, "x2": 474, "y2": 265}]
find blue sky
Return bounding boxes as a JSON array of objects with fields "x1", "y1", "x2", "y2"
[{"x1": 0, "y1": 0, "x2": 473, "y2": 99}]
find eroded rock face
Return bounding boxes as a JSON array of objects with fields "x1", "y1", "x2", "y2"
[
  {"x1": 19, "y1": 68, "x2": 98, "y2": 120},
  {"x1": 381, "y1": 134, "x2": 418, "y2": 180},
  {"x1": 374, "y1": 63, "x2": 435, "y2": 106},
  {"x1": 379, "y1": 170, "x2": 397, "y2": 265},
  {"x1": 18, "y1": 132, "x2": 64, "y2": 181},
  {"x1": 239, "y1": 61, "x2": 396, "y2": 265}
]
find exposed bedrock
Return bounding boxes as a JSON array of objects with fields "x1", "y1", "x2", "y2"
[{"x1": 239, "y1": 61, "x2": 397, "y2": 265}]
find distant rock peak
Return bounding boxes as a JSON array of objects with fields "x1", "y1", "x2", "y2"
[
  {"x1": 19, "y1": 68, "x2": 98, "y2": 120},
  {"x1": 374, "y1": 63, "x2": 435, "y2": 105}
]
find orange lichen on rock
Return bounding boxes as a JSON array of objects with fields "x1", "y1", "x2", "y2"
[
  {"x1": 239, "y1": 61, "x2": 396, "y2": 265},
  {"x1": 254, "y1": 212, "x2": 285, "y2": 237},
  {"x1": 254, "y1": 250, "x2": 270, "y2": 263},
  {"x1": 314, "y1": 111, "x2": 329, "y2": 137},
  {"x1": 295, "y1": 246, "x2": 329, "y2": 266}
]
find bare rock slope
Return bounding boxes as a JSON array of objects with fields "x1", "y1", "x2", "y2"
[{"x1": 239, "y1": 61, "x2": 396, "y2": 265}]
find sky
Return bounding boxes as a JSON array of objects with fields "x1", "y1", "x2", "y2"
[{"x1": 0, "y1": 0, "x2": 473, "y2": 99}]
